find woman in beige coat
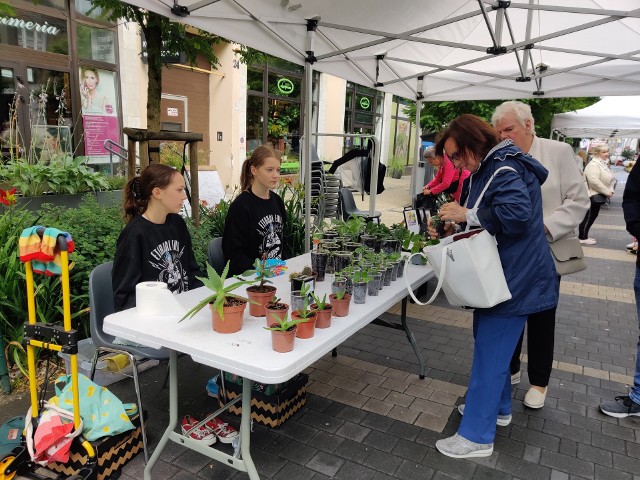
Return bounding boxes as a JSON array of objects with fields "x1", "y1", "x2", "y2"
[{"x1": 579, "y1": 145, "x2": 615, "y2": 244}]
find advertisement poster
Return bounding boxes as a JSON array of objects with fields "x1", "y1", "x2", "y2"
[{"x1": 79, "y1": 67, "x2": 119, "y2": 160}]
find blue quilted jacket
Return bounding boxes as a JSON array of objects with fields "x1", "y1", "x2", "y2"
[{"x1": 460, "y1": 140, "x2": 559, "y2": 316}]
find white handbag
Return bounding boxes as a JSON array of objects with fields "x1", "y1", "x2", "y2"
[{"x1": 404, "y1": 166, "x2": 515, "y2": 309}]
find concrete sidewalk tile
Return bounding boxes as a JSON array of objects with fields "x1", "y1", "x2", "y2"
[
  {"x1": 386, "y1": 405, "x2": 420, "y2": 424},
  {"x1": 380, "y1": 377, "x2": 408, "y2": 393},
  {"x1": 307, "y1": 381, "x2": 335, "y2": 397},
  {"x1": 328, "y1": 387, "x2": 368, "y2": 408},
  {"x1": 609, "y1": 372, "x2": 634, "y2": 385},
  {"x1": 329, "y1": 374, "x2": 367, "y2": 393},
  {"x1": 383, "y1": 366, "x2": 411, "y2": 382},
  {"x1": 428, "y1": 378, "x2": 467, "y2": 397},
  {"x1": 410, "y1": 398, "x2": 455, "y2": 418},
  {"x1": 362, "y1": 384, "x2": 391, "y2": 400},
  {"x1": 405, "y1": 383, "x2": 435, "y2": 399},
  {"x1": 583, "y1": 366, "x2": 610, "y2": 380},
  {"x1": 413, "y1": 412, "x2": 448, "y2": 432},
  {"x1": 428, "y1": 390, "x2": 459, "y2": 406},
  {"x1": 385, "y1": 390, "x2": 414, "y2": 408},
  {"x1": 362, "y1": 397, "x2": 394, "y2": 416}
]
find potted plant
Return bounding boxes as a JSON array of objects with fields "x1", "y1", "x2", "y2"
[
  {"x1": 289, "y1": 265, "x2": 315, "y2": 292},
  {"x1": 264, "y1": 296, "x2": 290, "y2": 326},
  {"x1": 329, "y1": 288, "x2": 351, "y2": 317},
  {"x1": 352, "y1": 270, "x2": 370, "y2": 304},
  {"x1": 180, "y1": 262, "x2": 255, "y2": 334},
  {"x1": 264, "y1": 313, "x2": 306, "y2": 353},
  {"x1": 310, "y1": 292, "x2": 333, "y2": 329},
  {"x1": 291, "y1": 292, "x2": 317, "y2": 339},
  {"x1": 388, "y1": 156, "x2": 405, "y2": 179},
  {"x1": 243, "y1": 257, "x2": 277, "y2": 317}
]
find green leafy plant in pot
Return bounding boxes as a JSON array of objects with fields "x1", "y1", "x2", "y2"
[
  {"x1": 180, "y1": 261, "x2": 254, "y2": 334},
  {"x1": 310, "y1": 292, "x2": 333, "y2": 329},
  {"x1": 264, "y1": 313, "x2": 306, "y2": 353},
  {"x1": 291, "y1": 288, "x2": 317, "y2": 339},
  {"x1": 264, "y1": 295, "x2": 290, "y2": 327},
  {"x1": 243, "y1": 256, "x2": 277, "y2": 317}
]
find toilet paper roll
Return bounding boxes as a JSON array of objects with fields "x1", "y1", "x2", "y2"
[{"x1": 136, "y1": 282, "x2": 184, "y2": 316}]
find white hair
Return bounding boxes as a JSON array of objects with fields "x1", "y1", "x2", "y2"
[
  {"x1": 424, "y1": 146, "x2": 436, "y2": 158},
  {"x1": 491, "y1": 100, "x2": 535, "y2": 132}
]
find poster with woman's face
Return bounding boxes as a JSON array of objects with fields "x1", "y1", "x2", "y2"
[
  {"x1": 79, "y1": 67, "x2": 117, "y2": 116},
  {"x1": 79, "y1": 67, "x2": 119, "y2": 159}
]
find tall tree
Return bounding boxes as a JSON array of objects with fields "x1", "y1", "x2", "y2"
[
  {"x1": 89, "y1": 1, "x2": 222, "y2": 132},
  {"x1": 404, "y1": 97, "x2": 600, "y2": 140}
]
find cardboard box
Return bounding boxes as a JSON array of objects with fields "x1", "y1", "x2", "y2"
[{"x1": 217, "y1": 373, "x2": 308, "y2": 428}]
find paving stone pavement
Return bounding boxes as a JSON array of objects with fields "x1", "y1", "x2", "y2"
[{"x1": 4, "y1": 169, "x2": 640, "y2": 480}]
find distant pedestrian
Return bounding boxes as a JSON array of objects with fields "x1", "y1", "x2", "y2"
[{"x1": 579, "y1": 145, "x2": 615, "y2": 244}]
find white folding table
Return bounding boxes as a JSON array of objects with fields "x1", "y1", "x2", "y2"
[{"x1": 104, "y1": 253, "x2": 433, "y2": 479}]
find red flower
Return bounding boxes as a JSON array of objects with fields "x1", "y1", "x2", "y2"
[{"x1": 0, "y1": 188, "x2": 17, "y2": 206}]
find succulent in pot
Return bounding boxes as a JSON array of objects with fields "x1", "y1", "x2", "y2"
[
  {"x1": 243, "y1": 256, "x2": 278, "y2": 317},
  {"x1": 179, "y1": 261, "x2": 254, "y2": 334},
  {"x1": 310, "y1": 292, "x2": 333, "y2": 329},
  {"x1": 265, "y1": 313, "x2": 306, "y2": 353}
]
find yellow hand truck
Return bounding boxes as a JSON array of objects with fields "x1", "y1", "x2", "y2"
[{"x1": 0, "y1": 228, "x2": 97, "y2": 480}]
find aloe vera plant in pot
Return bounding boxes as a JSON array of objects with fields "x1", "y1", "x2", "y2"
[
  {"x1": 180, "y1": 261, "x2": 254, "y2": 334},
  {"x1": 265, "y1": 313, "x2": 306, "y2": 353},
  {"x1": 310, "y1": 292, "x2": 333, "y2": 329}
]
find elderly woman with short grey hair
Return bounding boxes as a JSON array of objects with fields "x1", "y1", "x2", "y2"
[{"x1": 579, "y1": 144, "x2": 614, "y2": 244}]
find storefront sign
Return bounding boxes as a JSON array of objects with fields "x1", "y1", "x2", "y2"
[
  {"x1": 277, "y1": 78, "x2": 294, "y2": 96},
  {"x1": 90, "y1": 29, "x2": 115, "y2": 63},
  {"x1": 167, "y1": 107, "x2": 178, "y2": 117},
  {"x1": 359, "y1": 97, "x2": 371, "y2": 110},
  {"x1": 140, "y1": 35, "x2": 184, "y2": 64},
  {"x1": 0, "y1": 16, "x2": 61, "y2": 35}
]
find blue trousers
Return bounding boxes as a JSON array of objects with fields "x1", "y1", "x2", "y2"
[
  {"x1": 458, "y1": 311, "x2": 527, "y2": 445},
  {"x1": 631, "y1": 267, "x2": 640, "y2": 404}
]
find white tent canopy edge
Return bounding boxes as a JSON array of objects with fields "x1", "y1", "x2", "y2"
[{"x1": 124, "y1": 0, "x2": 640, "y2": 249}]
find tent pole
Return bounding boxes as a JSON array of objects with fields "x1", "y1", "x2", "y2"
[
  {"x1": 409, "y1": 77, "x2": 424, "y2": 206},
  {"x1": 303, "y1": 20, "x2": 318, "y2": 253}
]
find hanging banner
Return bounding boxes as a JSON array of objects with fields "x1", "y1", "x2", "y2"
[{"x1": 79, "y1": 67, "x2": 119, "y2": 161}]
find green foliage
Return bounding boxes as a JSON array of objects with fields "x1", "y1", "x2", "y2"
[
  {"x1": 180, "y1": 262, "x2": 254, "y2": 322},
  {"x1": 403, "y1": 97, "x2": 600, "y2": 138},
  {"x1": 103, "y1": 175, "x2": 127, "y2": 191},
  {"x1": 621, "y1": 148, "x2": 636, "y2": 161},
  {"x1": 160, "y1": 142, "x2": 185, "y2": 169},
  {"x1": 310, "y1": 292, "x2": 328, "y2": 310},
  {"x1": 388, "y1": 157, "x2": 405, "y2": 176},
  {"x1": 0, "y1": 196, "x2": 123, "y2": 379},
  {"x1": 264, "y1": 312, "x2": 305, "y2": 332},
  {"x1": 1, "y1": 157, "x2": 109, "y2": 196},
  {"x1": 277, "y1": 182, "x2": 305, "y2": 257},
  {"x1": 242, "y1": 256, "x2": 276, "y2": 289}
]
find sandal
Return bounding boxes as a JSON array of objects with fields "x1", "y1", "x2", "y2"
[{"x1": 205, "y1": 417, "x2": 239, "y2": 444}]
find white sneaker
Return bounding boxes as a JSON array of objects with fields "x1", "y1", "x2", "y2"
[
  {"x1": 579, "y1": 238, "x2": 597, "y2": 245},
  {"x1": 524, "y1": 387, "x2": 547, "y2": 409},
  {"x1": 436, "y1": 433, "x2": 493, "y2": 458},
  {"x1": 511, "y1": 371, "x2": 521, "y2": 385},
  {"x1": 457, "y1": 404, "x2": 512, "y2": 426}
]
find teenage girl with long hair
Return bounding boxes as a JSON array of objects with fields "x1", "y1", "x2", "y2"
[
  {"x1": 112, "y1": 163, "x2": 202, "y2": 311},
  {"x1": 222, "y1": 145, "x2": 289, "y2": 275}
]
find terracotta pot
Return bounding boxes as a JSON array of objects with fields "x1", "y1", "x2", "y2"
[
  {"x1": 311, "y1": 304, "x2": 333, "y2": 328},
  {"x1": 246, "y1": 285, "x2": 277, "y2": 317},
  {"x1": 292, "y1": 311, "x2": 316, "y2": 339},
  {"x1": 264, "y1": 302, "x2": 290, "y2": 326},
  {"x1": 211, "y1": 301, "x2": 246, "y2": 334},
  {"x1": 329, "y1": 293, "x2": 351, "y2": 317},
  {"x1": 270, "y1": 327, "x2": 296, "y2": 353}
]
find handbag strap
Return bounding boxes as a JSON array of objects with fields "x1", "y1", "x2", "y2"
[{"x1": 404, "y1": 248, "x2": 449, "y2": 306}]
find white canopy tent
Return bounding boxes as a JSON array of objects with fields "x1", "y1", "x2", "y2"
[
  {"x1": 551, "y1": 96, "x2": 640, "y2": 138},
  {"x1": 122, "y1": 0, "x2": 640, "y2": 248}
]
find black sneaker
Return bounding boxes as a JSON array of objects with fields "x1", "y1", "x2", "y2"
[{"x1": 599, "y1": 395, "x2": 640, "y2": 418}]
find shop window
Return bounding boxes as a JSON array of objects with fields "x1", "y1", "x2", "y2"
[
  {"x1": 75, "y1": 0, "x2": 110, "y2": 21},
  {"x1": 0, "y1": 8, "x2": 68, "y2": 54},
  {"x1": 76, "y1": 25, "x2": 116, "y2": 63},
  {"x1": 161, "y1": 122, "x2": 183, "y2": 132},
  {"x1": 247, "y1": 69, "x2": 263, "y2": 92},
  {"x1": 268, "y1": 73, "x2": 300, "y2": 99},
  {"x1": 246, "y1": 95, "x2": 263, "y2": 153}
]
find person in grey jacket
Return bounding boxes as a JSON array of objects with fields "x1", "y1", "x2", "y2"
[{"x1": 492, "y1": 101, "x2": 590, "y2": 410}]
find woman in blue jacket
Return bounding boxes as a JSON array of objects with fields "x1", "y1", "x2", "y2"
[{"x1": 432, "y1": 114, "x2": 558, "y2": 458}]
